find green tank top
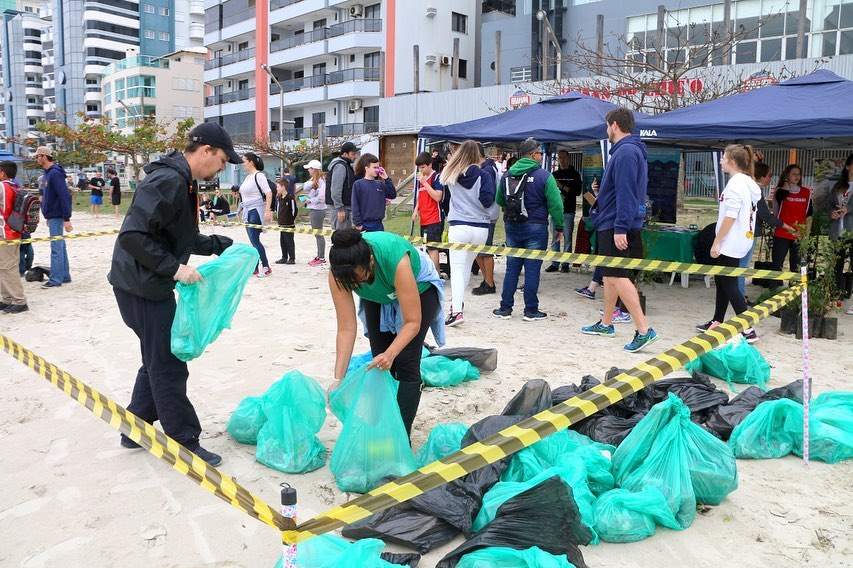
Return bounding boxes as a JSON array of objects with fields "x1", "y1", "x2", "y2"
[{"x1": 356, "y1": 232, "x2": 431, "y2": 304}]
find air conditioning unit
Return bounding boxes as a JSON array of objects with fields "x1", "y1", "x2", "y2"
[
  {"x1": 425, "y1": 7, "x2": 437, "y2": 18},
  {"x1": 348, "y1": 99, "x2": 363, "y2": 112},
  {"x1": 350, "y1": 4, "x2": 363, "y2": 17},
  {"x1": 439, "y1": 55, "x2": 451, "y2": 66},
  {"x1": 424, "y1": 54, "x2": 437, "y2": 66}
]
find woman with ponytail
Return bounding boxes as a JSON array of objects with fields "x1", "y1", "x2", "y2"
[
  {"x1": 696, "y1": 144, "x2": 762, "y2": 343},
  {"x1": 829, "y1": 154, "x2": 853, "y2": 314},
  {"x1": 326, "y1": 228, "x2": 445, "y2": 438}
]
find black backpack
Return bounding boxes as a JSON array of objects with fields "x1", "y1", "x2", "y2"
[
  {"x1": 6, "y1": 183, "x2": 41, "y2": 234},
  {"x1": 503, "y1": 173, "x2": 530, "y2": 224}
]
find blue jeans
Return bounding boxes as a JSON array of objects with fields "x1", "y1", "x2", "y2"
[
  {"x1": 47, "y1": 218, "x2": 71, "y2": 285},
  {"x1": 19, "y1": 239, "x2": 34, "y2": 275},
  {"x1": 361, "y1": 220, "x2": 384, "y2": 232},
  {"x1": 246, "y1": 209, "x2": 269, "y2": 268},
  {"x1": 549, "y1": 213, "x2": 575, "y2": 266},
  {"x1": 500, "y1": 222, "x2": 548, "y2": 313},
  {"x1": 737, "y1": 239, "x2": 756, "y2": 297}
]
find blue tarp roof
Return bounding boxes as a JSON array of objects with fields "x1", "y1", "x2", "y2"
[
  {"x1": 419, "y1": 91, "x2": 641, "y2": 144},
  {"x1": 636, "y1": 70, "x2": 853, "y2": 149}
]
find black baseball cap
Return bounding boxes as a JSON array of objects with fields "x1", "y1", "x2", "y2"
[
  {"x1": 340, "y1": 141, "x2": 360, "y2": 154},
  {"x1": 189, "y1": 123, "x2": 241, "y2": 164}
]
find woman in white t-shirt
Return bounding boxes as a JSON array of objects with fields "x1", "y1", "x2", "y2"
[
  {"x1": 696, "y1": 144, "x2": 762, "y2": 343},
  {"x1": 239, "y1": 152, "x2": 274, "y2": 277}
]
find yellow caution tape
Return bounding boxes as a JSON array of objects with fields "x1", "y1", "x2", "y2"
[
  {"x1": 0, "y1": 333, "x2": 293, "y2": 532},
  {"x1": 284, "y1": 285, "x2": 802, "y2": 544},
  {"x1": 206, "y1": 221, "x2": 798, "y2": 281},
  {"x1": 0, "y1": 230, "x2": 120, "y2": 246}
]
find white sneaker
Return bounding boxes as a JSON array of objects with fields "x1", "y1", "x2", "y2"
[{"x1": 846, "y1": 305, "x2": 853, "y2": 315}]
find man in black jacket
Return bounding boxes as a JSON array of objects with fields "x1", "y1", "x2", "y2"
[
  {"x1": 325, "y1": 141, "x2": 358, "y2": 229},
  {"x1": 108, "y1": 122, "x2": 240, "y2": 467}
]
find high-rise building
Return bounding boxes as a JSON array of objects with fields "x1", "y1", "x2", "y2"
[{"x1": 203, "y1": 1, "x2": 479, "y2": 144}]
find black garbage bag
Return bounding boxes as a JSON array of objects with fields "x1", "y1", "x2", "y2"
[
  {"x1": 704, "y1": 380, "x2": 804, "y2": 440},
  {"x1": 435, "y1": 476, "x2": 590, "y2": 568},
  {"x1": 647, "y1": 372, "x2": 730, "y2": 418},
  {"x1": 380, "y1": 552, "x2": 422, "y2": 567},
  {"x1": 410, "y1": 415, "x2": 523, "y2": 535},
  {"x1": 428, "y1": 346, "x2": 498, "y2": 373},
  {"x1": 764, "y1": 379, "x2": 804, "y2": 403},
  {"x1": 551, "y1": 375, "x2": 601, "y2": 405},
  {"x1": 573, "y1": 414, "x2": 644, "y2": 447},
  {"x1": 342, "y1": 500, "x2": 460, "y2": 554},
  {"x1": 501, "y1": 379, "x2": 552, "y2": 417}
]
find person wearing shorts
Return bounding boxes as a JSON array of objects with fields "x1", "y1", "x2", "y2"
[
  {"x1": 108, "y1": 169, "x2": 121, "y2": 217},
  {"x1": 89, "y1": 170, "x2": 105, "y2": 218}
]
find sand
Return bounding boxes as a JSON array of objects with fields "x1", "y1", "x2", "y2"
[{"x1": 1, "y1": 215, "x2": 851, "y2": 568}]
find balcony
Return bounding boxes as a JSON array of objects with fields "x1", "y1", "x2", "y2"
[
  {"x1": 270, "y1": 73, "x2": 327, "y2": 94},
  {"x1": 205, "y1": 47, "x2": 255, "y2": 71},
  {"x1": 268, "y1": 122, "x2": 378, "y2": 142},
  {"x1": 269, "y1": 0, "x2": 326, "y2": 25},
  {"x1": 326, "y1": 68, "x2": 380, "y2": 100},
  {"x1": 270, "y1": 0, "x2": 304, "y2": 9},
  {"x1": 327, "y1": 18, "x2": 381, "y2": 38},
  {"x1": 188, "y1": 0, "x2": 203, "y2": 16},
  {"x1": 205, "y1": 9, "x2": 256, "y2": 43},
  {"x1": 205, "y1": 87, "x2": 255, "y2": 106},
  {"x1": 270, "y1": 27, "x2": 327, "y2": 53},
  {"x1": 326, "y1": 67, "x2": 380, "y2": 85}
]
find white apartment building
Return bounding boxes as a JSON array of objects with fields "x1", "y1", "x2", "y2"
[{"x1": 203, "y1": 0, "x2": 479, "y2": 144}]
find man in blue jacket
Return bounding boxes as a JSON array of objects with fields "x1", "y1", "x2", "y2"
[
  {"x1": 581, "y1": 109, "x2": 659, "y2": 352},
  {"x1": 34, "y1": 146, "x2": 73, "y2": 288}
]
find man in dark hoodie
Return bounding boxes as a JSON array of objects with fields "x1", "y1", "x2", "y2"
[
  {"x1": 581, "y1": 108, "x2": 659, "y2": 353},
  {"x1": 492, "y1": 137, "x2": 564, "y2": 321},
  {"x1": 108, "y1": 122, "x2": 239, "y2": 467},
  {"x1": 34, "y1": 146, "x2": 72, "y2": 288},
  {"x1": 326, "y1": 141, "x2": 359, "y2": 230}
]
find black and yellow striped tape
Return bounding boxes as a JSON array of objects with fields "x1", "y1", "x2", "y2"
[
  {"x1": 284, "y1": 285, "x2": 802, "y2": 544},
  {"x1": 0, "y1": 230, "x2": 120, "y2": 246},
  {"x1": 0, "y1": 333, "x2": 293, "y2": 532},
  {"x1": 206, "y1": 220, "x2": 798, "y2": 281}
]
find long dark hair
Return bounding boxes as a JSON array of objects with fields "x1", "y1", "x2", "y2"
[
  {"x1": 833, "y1": 154, "x2": 853, "y2": 193},
  {"x1": 329, "y1": 229, "x2": 373, "y2": 291},
  {"x1": 243, "y1": 152, "x2": 264, "y2": 171},
  {"x1": 354, "y1": 153, "x2": 379, "y2": 179},
  {"x1": 776, "y1": 164, "x2": 801, "y2": 189}
]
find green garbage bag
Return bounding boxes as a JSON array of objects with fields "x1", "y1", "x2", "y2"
[
  {"x1": 226, "y1": 396, "x2": 266, "y2": 444},
  {"x1": 273, "y1": 534, "x2": 406, "y2": 567},
  {"x1": 420, "y1": 355, "x2": 480, "y2": 387},
  {"x1": 474, "y1": 463, "x2": 597, "y2": 543},
  {"x1": 329, "y1": 367, "x2": 417, "y2": 493},
  {"x1": 415, "y1": 422, "x2": 469, "y2": 468},
  {"x1": 347, "y1": 351, "x2": 374, "y2": 376},
  {"x1": 592, "y1": 487, "x2": 682, "y2": 543},
  {"x1": 617, "y1": 394, "x2": 738, "y2": 527},
  {"x1": 729, "y1": 399, "x2": 804, "y2": 459},
  {"x1": 171, "y1": 243, "x2": 259, "y2": 361},
  {"x1": 685, "y1": 335, "x2": 771, "y2": 391},
  {"x1": 809, "y1": 391, "x2": 853, "y2": 463},
  {"x1": 256, "y1": 371, "x2": 327, "y2": 473},
  {"x1": 456, "y1": 546, "x2": 576, "y2": 568}
]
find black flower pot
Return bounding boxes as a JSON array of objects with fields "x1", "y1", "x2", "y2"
[
  {"x1": 821, "y1": 317, "x2": 838, "y2": 340},
  {"x1": 795, "y1": 315, "x2": 823, "y2": 339},
  {"x1": 780, "y1": 309, "x2": 799, "y2": 335}
]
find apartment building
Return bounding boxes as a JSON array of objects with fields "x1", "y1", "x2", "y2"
[{"x1": 203, "y1": 0, "x2": 479, "y2": 145}]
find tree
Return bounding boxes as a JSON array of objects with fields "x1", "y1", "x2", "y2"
[
  {"x1": 238, "y1": 131, "x2": 378, "y2": 175},
  {"x1": 535, "y1": 9, "x2": 813, "y2": 113},
  {"x1": 35, "y1": 112, "x2": 195, "y2": 184}
]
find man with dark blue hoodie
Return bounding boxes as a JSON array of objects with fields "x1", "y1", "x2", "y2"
[
  {"x1": 34, "y1": 146, "x2": 72, "y2": 288},
  {"x1": 581, "y1": 108, "x2": 659, "y2": 353},
  {"x1": 108, "y1": 122, "x2": 239, "y2": 467}
]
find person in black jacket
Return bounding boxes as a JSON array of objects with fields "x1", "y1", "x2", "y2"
[{"x1": 108, "y1": 122, "x2": 240, "y2": 467}]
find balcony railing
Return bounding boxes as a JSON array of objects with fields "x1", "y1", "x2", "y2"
[
  {"x1": 205, "y1": 47, "x2": 256, "y2": 70},
  {"x1": 270, "y1": 73, "x2": 327, "y2": 94},
  {"x1": 327, "y1": 18, "x2": 382, "y2": 37},
  {"x1": 268, "y1": 123, "x2": 378, "y2": 142},
  {"x1": 205, "y1": 8, "x2": 254, "y2": 33},
  {"x1": 204, "y1": 87, "x2": 255, "y2": 106},
  {"x1": 270, "y1": 0, "x2": 304, "y2": 10},
  {"x1": 270, "y1": 27, "x2": 327, "y2": 53},
  {"x1": 326, "y1": 67, "x2": 380, "y2": 85}
]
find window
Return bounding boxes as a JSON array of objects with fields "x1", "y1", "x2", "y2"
[
  {"x1": 510, "y1": 66, "x2": 532, "y2": 82},
  {"x1": 159, "y1": 32, "x2": 170, "y2": 41},
  {"x1": 238, "y1": 79, "x2": 249, "y2": 91},
  {"x1": 173, "y1": 77, "x2": 199, "y2": 91},
  {"x1": 313, "y1": 18, "x2": 326, "y2": 29},
  {"x1": 451, "y1": 12, "x2": 467, "y2": 33},
  {"x1": 237, "y1": 41, "x2": 249, "y2": 51},
  {"x1": 364, "y1": 51, "x2": 380, "y2": 68},
  {"x1": 363, "y1": 105, "x2": 378, "y2": 127},
  {"x1": 364, "y1": 3, "x2": 380, "y2": 19},
  {"x1": 457, "y1": 58, "x2": 468, "y2": 79},
  {"x1": 159, "y1": 6, "x2": 169, "y2": 15},
  {"x1": 482, "y1": 0, "x2": 515, "y2": 16},
  {"x1": 293, "y1": 116, "x2": 304, "y2": 129},
  {"x1": 86, "y1": 104, "x2": 99, "y2": 112},
  {"x1": 173, "y1": 105, "x2": 196, "y2": 118},
  {"x1": 312, "y1": 112, "x2": 326, "y2": 126},
  {"x1": 104, "y1": 82, "x2": 111, "y2": 104},
  {"x1": 313, "y1": 62, "x2": 326, "y2": 76},
  {"x1": 145, "y1": 29, "x2": 155, "y2": 39},
  {"x1": 144, "y1": 3, "x2": 154, "y2": 13}
]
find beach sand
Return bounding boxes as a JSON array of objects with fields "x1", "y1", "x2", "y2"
[{"x1": 1, "y1": 216, "x2": 851, "y2": 567}]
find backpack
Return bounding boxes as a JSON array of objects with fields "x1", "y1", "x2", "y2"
[
  {"x1": 7, "y1": 184, "x2": 41, "y2": 234},
  {"x1": 503, "y1": 173, "x2": 530, "y2": 224}
]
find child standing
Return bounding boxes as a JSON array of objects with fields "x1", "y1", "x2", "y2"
[
  {"x1": 412, "y1": 151, "x2": 445, "y2": 272},
  {"x1": 275, "y1": 178, "x2": 297, "y2": 264},
  {"x1": 304, "y1": 160, "x2": 328, "y2": 266},
  {"x1": 352, "y1": 153, "x2": 396, "y2": 232}
]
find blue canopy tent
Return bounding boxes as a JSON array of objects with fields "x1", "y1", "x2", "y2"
[{"x1": 635, "y1": 70, "x2": 853, "y2": 150}]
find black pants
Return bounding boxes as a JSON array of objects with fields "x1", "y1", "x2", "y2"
[
  {"x1": 771, "y1": 236, "x2": 800, "y2": 273},
  {"x1": 279, "y1": 229, "x2": 295, "y2": 262},
  {"x1": 114, "y1": 288, "x2": 202, "y2": 449},
  {"x1": 362, "y1": 285, "x2": 440, "y2": 437},
  {"x1": 834, "y1": 237, "x2": 853, "y2": 296},
  {"x1": 713, "y1": 254, "x2": 749, "y2": 324}
]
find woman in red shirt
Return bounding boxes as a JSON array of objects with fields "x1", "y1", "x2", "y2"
[{"x1": 772, "y1": 164, "x2": 813, "y2": 274}]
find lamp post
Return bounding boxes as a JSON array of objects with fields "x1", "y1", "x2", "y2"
[
  {"x1": 260, "y1": 63, "x2": 285, "y2": 177},
  {"x1": 536, "y1": 10, "x2": 562, "y2": 83}
]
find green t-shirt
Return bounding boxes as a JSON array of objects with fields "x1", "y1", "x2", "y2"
[{"x1": 356, "y1": 232, "x2": 430, "y2": 304}]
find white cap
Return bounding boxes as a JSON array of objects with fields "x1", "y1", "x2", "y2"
[{"x1": 303, "y1": 159, "x2": 323, "y2": 170}]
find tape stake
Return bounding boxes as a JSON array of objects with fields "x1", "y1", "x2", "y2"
[
  {"x1": 800, "y1": 265, "x2": 811, "y2": 466},
  {"x1": 0, "y1": 333, "x2": 292, "y2": 532},
  {"x1": 288, "y1": 286, "x2": 802, "y2": 544}
]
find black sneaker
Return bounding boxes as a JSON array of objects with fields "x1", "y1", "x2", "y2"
[
  {"x1": 193, "y1": 447, "x2": 222, "y2": 467},
  {"x1": 492, "y1": 306, "x2": 512, "y2": 319},
  {"x1": 3, "y1": 304, "x2": 29, "y2": 314},
  {"x1": 472, "y1": 281, "x2": 496, "y2": 295},
  {"x1": 523, "y1": 310, "x2": 547, "y2": 322},
  {"x1": 0, "y1": 302, "x2": 10, "y2": 310},
  {"x1": 545, "y1": 265, "x2": 559, "y2": 273},
  {"x1": 560, "y1": 264, "x2": 570, "y2": 273},
  {"x1": 120, "y1": 434, "x2": 142, "y2": 449},
  {"x1": 696, "y1": 321, "x2": 720, "y2": 333},
  {"x1": 274, "y1": 258, "x2": 287, "y2": 264}
]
